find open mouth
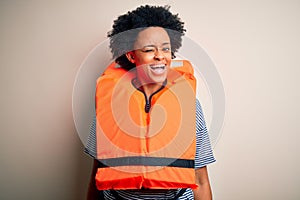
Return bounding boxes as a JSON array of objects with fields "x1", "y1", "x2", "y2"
[{"x1": 150, "y1": 64, "x2": 166, "y2": 75}]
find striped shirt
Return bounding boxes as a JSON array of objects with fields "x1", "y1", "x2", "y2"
[{"x1": 84, "y1": 99, "x2": 215, "y2": 200}]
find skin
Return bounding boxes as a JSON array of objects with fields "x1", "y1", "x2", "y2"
[
  {"x1": 87, "y1": 160, "x2": 98, "y2": 200},
  {"x1": 126, "y1": 27, "x2": 172, "y2": 98},
  {"x1": 87, "y1": 27, "x2": 213, "y2": 200},
  {"x1": 193, "y1": 167, "x2": 213, "y2": 200}
]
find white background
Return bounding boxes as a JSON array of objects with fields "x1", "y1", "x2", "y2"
[{"x1": 0, "y1": 0, "x2": 299, "y2": 199}]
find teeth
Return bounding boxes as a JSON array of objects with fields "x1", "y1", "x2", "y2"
[
  {"x1": 150, "y1": 64, "x2": 166, "y2": 75},
  {"x1": 150, "y1": 64, "x2": 165, "y2": 69}
]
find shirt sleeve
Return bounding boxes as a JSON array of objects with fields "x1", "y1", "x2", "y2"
[
  {"x1": 84, "y1": 99, "x2": 216, "y2": 168},
  {"x1": 194, "y1": 99, "x2": 216, "y2": 168},
  {"x1": 84, "y1": 117, "x2": 97, "y2": 159}
]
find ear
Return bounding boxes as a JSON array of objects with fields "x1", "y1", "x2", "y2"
[{"x1": 125, "y1": 51, "x2": 135, "y2": 63}]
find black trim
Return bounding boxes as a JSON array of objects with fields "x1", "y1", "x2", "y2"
[
  {"x1": 97, "y1": 156, "x2": 194, "y2": 169},
  {"x1": 131, "y1": 78, "x2": 167, "y2": 113}
]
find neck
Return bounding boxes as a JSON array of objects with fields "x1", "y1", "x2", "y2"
[
  {"x1": 133, "y1": 78, "x2": 166, "y2": 98},
  {"x1": 141, "y1": 83, "x2": 163, "y2": 98}
]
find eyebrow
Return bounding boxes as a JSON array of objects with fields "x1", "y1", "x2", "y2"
[{"x1": 142, "y1": 42, "x2": 171, "y2": 48}]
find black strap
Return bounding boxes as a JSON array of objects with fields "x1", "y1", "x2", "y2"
[
  {"x1": 97, "y1": 156, "x2": 194, "y2": 169},
  {"x1": 109, "y1": 188, "x2": 187, "y2": 200}
]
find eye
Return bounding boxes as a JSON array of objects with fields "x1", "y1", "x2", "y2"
[
  {"x1": 162, "y1": 47, "x2": 171, "y2": 52},
  {"x1": 142, "y1": 48, "x2": 155, "y2": 53},
  {"x1": 145, "y1": 49, "x2": 154, "y2": 52}
]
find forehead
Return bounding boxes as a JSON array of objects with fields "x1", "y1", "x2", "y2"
[{"x1": 133, "y1": 27, "x2": 170, "y2": 49}]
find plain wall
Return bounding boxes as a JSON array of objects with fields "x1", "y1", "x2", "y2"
[{"x1": 0, "y1": 0, "x2": 299, "y2": 199}]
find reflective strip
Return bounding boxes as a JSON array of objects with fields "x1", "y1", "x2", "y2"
[
  {"x1": 171, "y1": 60, "x2": 183, "y2": 67},
  {"x1": 97, "y1": 156, "x2": 194, "y2": 168},
  {"x1": 114, "y1": 64, "x2": 121, "y2": 68}
]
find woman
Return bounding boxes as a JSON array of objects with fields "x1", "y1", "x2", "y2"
[{"x1": 85, "y1": 5, "x2": 215, "y2": 200}]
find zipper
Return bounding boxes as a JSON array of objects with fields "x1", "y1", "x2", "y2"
[
  {"x1": 131, "y1": 78, "x2": 167, "y2": 153},
  {"x1": 132, "y1": 78, "x2": 167, "y2": 113}
]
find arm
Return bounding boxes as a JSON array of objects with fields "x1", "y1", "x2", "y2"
[
  {"x1": 87, "y1": 159, "x2": 99, "y2": 200},
  {"x1": 192, "y1": 166, "x2": 212, "y2": 200},
  {"x1": 193, "y1": 99, "x2": 215, "y2": 199}
]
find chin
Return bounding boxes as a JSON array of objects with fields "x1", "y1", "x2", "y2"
[{"x1": 150, "y1": 75, "x2": 167, "y2": 84}]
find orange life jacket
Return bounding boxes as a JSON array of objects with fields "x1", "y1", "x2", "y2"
[{"x1": 95, "y1": 60, "x2": 197, "y2": 190}]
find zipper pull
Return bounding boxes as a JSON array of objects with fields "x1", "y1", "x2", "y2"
[{"x1": 145, "y1": 100, "x2": 151, "y2": 113}]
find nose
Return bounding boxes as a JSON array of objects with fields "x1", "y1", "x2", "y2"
[{"x1": 154, "y1": 48, "x2": 164, "y2": 60}]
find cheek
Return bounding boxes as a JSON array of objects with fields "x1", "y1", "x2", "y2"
[
  {"x1": 134, "y1": 53, "x2": 152, "y2": 65},
  {"x1": 136, "y1": 58, "x2": 148, "y2": 66},
  {"x1": 166, "y1": 53, "x2": 172, "y2": 61},
  {"x1": 136, "y1": 65, "x2": 149, "y2": 78}
]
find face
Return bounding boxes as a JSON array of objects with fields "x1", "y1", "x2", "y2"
[{"x1": 126, "y1": 27, "x2": 172, "y2": 85}]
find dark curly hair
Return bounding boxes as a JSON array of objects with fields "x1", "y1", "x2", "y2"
[{"x1": 107, "y1": 5, "x2": 186, "y2": 70}]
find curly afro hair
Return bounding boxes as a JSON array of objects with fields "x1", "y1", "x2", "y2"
[{"x1": 107, "y1": 5, "x2": 186, "y2": 70}]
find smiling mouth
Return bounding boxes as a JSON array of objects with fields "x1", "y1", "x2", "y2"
[{"x1": 150, "y1": 64, "x2": 166, "y2": 75}]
